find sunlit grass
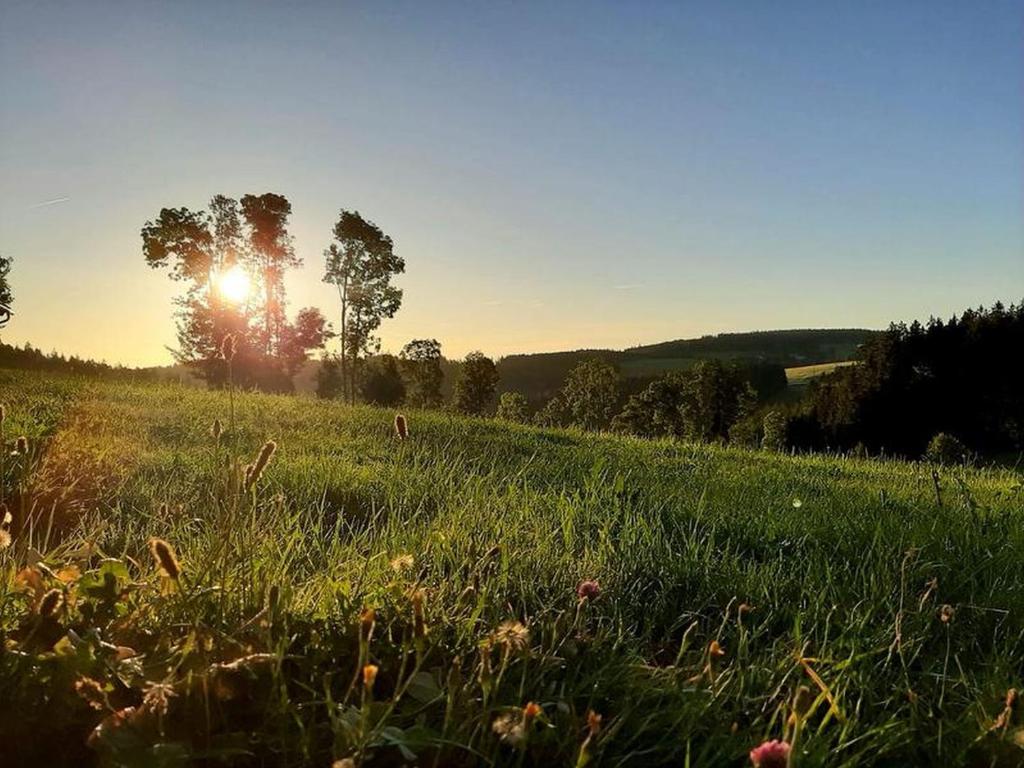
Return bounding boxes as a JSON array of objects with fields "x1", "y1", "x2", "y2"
[{"x1": 1, "y1": 368, "x2": 1022, "y2": 766}]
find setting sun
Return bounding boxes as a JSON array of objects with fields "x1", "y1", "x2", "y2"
[{"x1": 217, "y1": 264, "x2": 251, "y2": 304}]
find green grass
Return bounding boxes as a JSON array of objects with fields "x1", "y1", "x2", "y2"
[
  {"x1": 1, "y1": 368, "x2": 1022, "y2": 767},
  {"x1": 784, "y1": 361, "x2": 857, "y2": 386}
]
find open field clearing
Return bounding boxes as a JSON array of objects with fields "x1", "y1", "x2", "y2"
[
  {"x1": 784, "y1": 362, "x2": 858, "y2": 386},
  {"x1": 1, "y1": 369, "x2": 1023, "y2": 767}
]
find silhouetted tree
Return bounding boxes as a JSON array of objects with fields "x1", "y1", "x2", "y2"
[
  {"x1": 453, "y1": 352, "x2": 499, "y2": 415},
  {"x1": 561, "y1": 359, "x2": 620, "y2": 431},
  {"x1": 323, "y1": 211, "x2": 405, "y2": 403},
  {"x1": 360, "y1": 354, "x2": 406, "y2": 406},
  {"x1": 400, "y1": 339, "x2": 444, "y2": 408},
  {"x1": 679, "y1": 361, "x2": 757, "y2": 443},
  {"x1": 612, "y1": 373, "x2": 687, "y2": 438},
  {"x1": 497, "y1": 391, "x2": 530, "y2": 423},
  {"x1": 761, "y1": 410, "x2": 787, "y2": 452},
  {"x1": 795, "y1": 301, "x2": 1024, "y2": 458},
  {"x1": 316, "y1": 355, "x2": 344, "y2": 400},
  {"x1": 0, "y1": 254, "x2": 12, "y2": 328},
  {"x1": 142, "y1": 193, "x2": 327, "y2": 389}
]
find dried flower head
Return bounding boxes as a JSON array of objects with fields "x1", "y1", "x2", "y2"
[
  {"x1": 749, "y1": 739, "x2": 791, "y2": 768},
  {"x1": 577, "y1": 579, "x2": 601, "y2": 601},
  {"x1": 362, "y1": 663, "x2": 379, "y2": 692},
  {"x1": 75, "y1": 676, "x2": 109, "y2": 711},
  {"x1": 39, "y1": 587, "x2": 63, "y2": 618},
  {"x1": 142, "y1": 681, "x2": 177, "y2": 717},
  {"x1": 15, "y1": 435, "x2": 28, "y2": 455},
  {"x1": 148, "y1": 537, "x2": 181, "y2": 580},
  {"x1": 0, "y1": 529, "x2": 10, "y2": 550},
  {"x1": 221, "y1": 334, "x2": 236, "y2": 361},
  {"x1": 939, "y1": 604, "x2": 955, "y2": 624},
  {"x1": 492, "y1": 711, "x2": 526, "y2": 746},
  {"x1": 493, "y1": 620, "x2": 530, "y2": 652},
  {"x1": 394, "y1": 413, "x2": 409, "y2": 440},
  {"x1": 390, "y1": 554, "x2": 414, "y2": 572}
]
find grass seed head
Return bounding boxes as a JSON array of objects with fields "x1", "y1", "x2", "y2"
[
  {"x1": 39, "y1": 587, "x2": 63, "y2": 618},
  {"x1": 411, "y1": 588, "x2": 427, "y2": 640},
  {"x1": 246, "y1": 440, "x2": 277, "y2": 489},
  {"x1": 0, "y1": 403, "x2": 5, "y2": 425},
  {"x1": 390, "y1": 553, "x2": 414, "y2": 572},
  {"x1": 394, "y1": 413, "x2": 408, "y2": 440},
  {"x1": 360, "y1": 607, "x2": 376, "y2": 642},
  {"x1": 148, "y1": 537, "x2": 181, "y2": 580},
  {"x1": 211, "y1": 419, "x2": 222, "y2": 440}
]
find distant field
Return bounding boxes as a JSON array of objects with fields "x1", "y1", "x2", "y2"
[
  {"x1": 785, "y1": 360, "x2": 858, "y2": 385},
  {"x1": 1, "y1": 368, "x2": 1022, "y2": 766}
]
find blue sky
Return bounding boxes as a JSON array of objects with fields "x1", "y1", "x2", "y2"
[{"x1": 1, "y1": 1, "x2": 1021, "y2": 365}]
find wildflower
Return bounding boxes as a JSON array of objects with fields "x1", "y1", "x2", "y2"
[
  {"x1": 221, "y1": 334, "x2": 236, "y2": 361},
  {"x1": 493, "y1": 620, "x2": 530, "y2": 652},
  {"x1": 577, "y1": 579, "x2": 601, "y2": 601},
  {"x1": 394, "y1": 413, "x2": 409, "y2": 440},
  {"x1": 39, "y1": 587, "x2": 63, "y2": 618},
  {"x1": 749, "y1": 739, "x2": 791, "y2": 768},
  {"x1": 708, "y1": 640, "x2": 725, "y2": 657},
  {"x1": 142, "y1": 681, "x2": 177, "y2": 717},
  {"x1": 523, "y1": 701, "x2": 542, "y2": 723},
  {"x1": 211, "y1": 419, "x2": 222, "y2": 440},
  {"x1": 362, "y1": 663, "x2": 379, "y2": 692},
  {"x1": 359, "y1": 607, "x2": 376, "y2": 643},
  {"x1": 390, "y1": 553, "x2": 414, "y2": 572},
  {"x1": 939, "y1": 604, "x2": 955, "y2": 624},
  {"x1": 577, "y1": 710, "x2": 602, "y2": 767},
  {"x1": 792, "y1": 498, "x2": 803, "y2": 509},
  {"x1": 14, "y1": 435, "x2": 28, "y2": 455},
  {"x1": 74, "y1": 676, "x2": 109, "y2": 711},
  {"x1": 245, "y1": 440, "x2": 277, "y2": 490},
  {"x1": 148, "y1": 537, "x2": 181, "y2": 580}
]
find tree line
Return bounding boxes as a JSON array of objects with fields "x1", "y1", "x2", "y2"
[{"x1": 784, "y1": 301, "x2": 1024, "y2": 460}]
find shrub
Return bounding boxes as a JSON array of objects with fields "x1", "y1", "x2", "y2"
[{"x1": 925, "y1": 432, "x2": 967, "y2": 465}]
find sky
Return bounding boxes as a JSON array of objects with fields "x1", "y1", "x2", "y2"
[{"x1": 1, "y1": 1, "x2": 1022, "y2": 367}]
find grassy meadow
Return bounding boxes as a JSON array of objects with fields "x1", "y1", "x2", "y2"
[{"x1": 1, "y1": 368, "x2": 1023, "y2": 767}]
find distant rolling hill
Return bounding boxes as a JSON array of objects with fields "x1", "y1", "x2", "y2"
[{"x1": 496, "y1": 328, "x2": 877, "y2": 403}]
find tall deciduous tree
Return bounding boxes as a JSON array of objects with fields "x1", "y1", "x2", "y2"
[
  {"x1": 323, "y1": 210, "x2": 405, "y2": 403},
  {"x1": 453, "y1": 352, "x2": 500, "y2": 415},
  {"x1": 241, "y1": 193, "x2": 300, "y2": 357},
  {"x1": 142, "y1": 193, "x2": 328, "y2": 389},
  {"x1": 399, "y1": 339, "x2": 444, "y2": 408}
]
